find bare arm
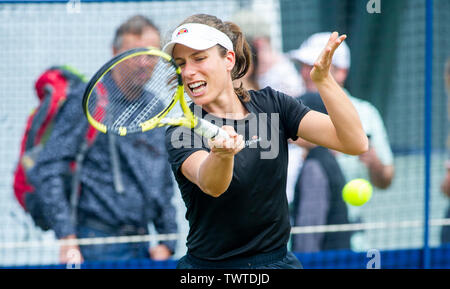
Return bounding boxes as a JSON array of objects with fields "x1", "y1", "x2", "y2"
[
  {"x1": 180, "y1": 126, "x2": 244, "y2": 197},
  {"x1": 442, "y1": 167, "x2": 450, "y2": 198},
  {"x1": 298, "y1": 32, "x2": 368, "y2": 155},
  {"x1": 359, "y1": 147, "x2": 395, "y2": 189}
]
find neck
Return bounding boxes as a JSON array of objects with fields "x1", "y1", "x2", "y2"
[{"x1": 202, "y1": 86, "x2": 248, "y2": 120}]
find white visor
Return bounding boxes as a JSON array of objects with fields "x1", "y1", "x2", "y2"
[{"x1": 162, "y1": 23, "x2": 234, "y2": 56}]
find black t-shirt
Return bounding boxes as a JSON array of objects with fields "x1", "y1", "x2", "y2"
[{"x1": 165, "y1": 87, "x2": 310, "y2": 260}]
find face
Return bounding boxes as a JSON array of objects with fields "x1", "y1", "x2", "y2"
[
  {"x1": 112, "y1": 28, "x2": 161, "y2": 95},
  {"x1": 172, "y1": 44, "x2": 235, "y2": 106},
  {"x1": 113, "y1": 27, "x2": 161, "y2": 55},
  {"x1": 330, "y1": 66, "x2": 348, "y2": 87},
  {"x1": 299, "y1": 62, "x2": 347, "y2": 91},
  {"x1": 299, "y1": 63, "x2": 317, "y2": 92}
]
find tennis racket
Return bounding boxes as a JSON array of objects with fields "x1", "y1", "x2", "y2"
[{"x1": 82, "y1": 46, "x2": 229, "y2": 139}]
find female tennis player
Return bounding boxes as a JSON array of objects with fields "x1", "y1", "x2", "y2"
[{"x1": 163, "y1": 14, "x2": 368, "y2": 269}]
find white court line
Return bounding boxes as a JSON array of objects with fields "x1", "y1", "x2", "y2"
[{"x1": 1, "y1": 219, "x2": 449, "y2": 249}]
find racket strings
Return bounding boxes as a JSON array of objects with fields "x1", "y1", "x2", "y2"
[
  {"x1": 112, "y1": 99, "x2": 145, "y2": 128},
  {"x1": 130, "y1": 60, "x2": 177, "y2": 125},
  {"x1": 108, "y1": 56, "x2": 161, "y2": 122},
  {"x1": 87, "y1": 54, "x2": 178, "y2": 133}
]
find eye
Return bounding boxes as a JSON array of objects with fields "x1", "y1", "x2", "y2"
[{"x1": 194, "y1": 56, "x2": 206, "y2": 62}]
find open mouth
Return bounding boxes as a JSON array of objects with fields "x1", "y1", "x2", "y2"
[{"x1": 187, "y1": 81, "x2": 207, "y2": 95}]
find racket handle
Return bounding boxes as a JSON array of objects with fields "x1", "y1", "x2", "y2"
[{"x1": 194, "y1": 119, "x2": 230, "y2": 140}]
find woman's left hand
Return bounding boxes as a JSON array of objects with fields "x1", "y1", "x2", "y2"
[
  {"x1": 310, "y1": 32, "x2": 347, "y2": 83},
  {"x1": 149, "y1": 244, "x2": 172, "y2": 260}
]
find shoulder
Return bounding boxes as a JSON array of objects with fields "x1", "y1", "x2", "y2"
[
  {"x1": 61, "y1": 82, "x2": 87, "y2": 115},
  {"x1": 51, "y1": 82, "x2": 87, "y2": 130},
  {"x1": 250, "y1": 87, "x2": 310, "y2": 140},
  {"x1": 165, "y1": 125, "x2": 207, "y2": 156},
  {"x1": 164, "y1": 125, "x2": 207, "y2": 179},
  {"x1": 139, "y1": 127, "x2": 167, "y2": 149},
  {"x1": 249, "y1": 86, "x2": 278, "y2": 102},
  {"x1": 249, "y1": 87, "x2": 301, "y2": 112}
]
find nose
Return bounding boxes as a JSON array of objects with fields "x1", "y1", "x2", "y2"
[
  {"x1": 181, "y1": 60, "x2": 196, "y2": 79},
  {"x1": 140, "y1": 55, "x2": 154, "y2": 68},
  {"x1": 129, "y1": 55, "x2": 152, "y2": 69}
]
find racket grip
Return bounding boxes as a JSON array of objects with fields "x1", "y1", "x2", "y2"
[{"x1": 194, "y1": 119, "x2": 230, "y2": 140}]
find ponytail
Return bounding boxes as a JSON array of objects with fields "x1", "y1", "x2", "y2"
[{"x1": 224, "y1": 21, "x2": 252, "y2": 102}]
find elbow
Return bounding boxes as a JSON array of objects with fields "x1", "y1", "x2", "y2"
[
  {"x1": 358, "y1": 139, "x2": 370, "y2": 155},
  {"x1": 376, "y1": 179, "x2": 392, "y2": 190},
  {"x1": 197, "y1": 170, "x2": 231, "y2": 198},
  {"x1": 347, "y1": 135, "x2": 369, "y2": 156},
  {"x1": 209, "y1": 191, "x2": 226, "y2": 198},
  {"x1": 198, "y1": 183, "x2": 227, "y2": 198},
  {"x1": 374, "y1": 167, "x2": 395, "y2": 190},
  {"x1": 203, "y1": 187, "x2": 226, "y2": 198}
]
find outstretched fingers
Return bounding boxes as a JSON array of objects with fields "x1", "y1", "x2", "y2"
[
  {"x1": 322, "y1": 32, "x2": 346, "y2": 63},
  {"x1": 311, "y1": 32, "x2": 347, "y2": 82}
]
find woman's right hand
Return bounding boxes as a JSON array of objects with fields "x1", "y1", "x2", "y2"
[
  {"x1": 442, "y1": 168, "x2": 450, "y2": 198},
  {"x1": 181, "y1": 125, "x2": 245, "y2": 197},
  {"x1": 208, "y1": 125, "x2": 244, "y2": 159},
  {"x1": 60, "y1": 234, "x2": 84, "y2": 265}
]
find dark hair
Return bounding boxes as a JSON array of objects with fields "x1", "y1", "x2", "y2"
[
  {"x1": 246, "y1": 41, "x2": 260, "y2": 90},
  {"x1": 113, "y1": 15, "x2": 160, "y2": 51},
  {"x1": 179, "y1": 14, "x2": 253, "y2": 102}
]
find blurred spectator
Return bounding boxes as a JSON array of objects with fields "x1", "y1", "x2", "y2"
[
  {"x1": 289, "y1": 32, "x2": 395, "y2": 251},
  {"x1": 291, "y1": 92, "x2": 351, "y2": 252},
  {"x1": 441, "y1": 58, "x2": 450, "y2": 245},
  {"x1": 231, "y1": 10, "x2": 305, "y2": 96},
  {"x1": 231, "y1": 10, "x2": 306, "y2": 204},
  {"x1": 28, "y1": 15, "x2": 177, "y2": 263},
  {"x1": 234, "y1": 41, "x2": 259, "y2": 91},
  {"x1": 13, "y1": 65, "x2": 86, "y2": 233}
]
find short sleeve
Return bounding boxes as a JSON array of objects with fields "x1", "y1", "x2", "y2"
[
  {"x1": 165, "y1": 125, "x2": 208, "y2": 179},
  {"x1": 275, "y1": 90, "x2": 310, "y2": 141}
]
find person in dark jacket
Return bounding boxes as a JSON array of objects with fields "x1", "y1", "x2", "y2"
[
  {"x1": 441, "y1": 58, "x2": 450, "y2": 245},
  {"x1": 291, "y1": 92, "x2": 352, "y2": 252},
  {"x1": 28, "y1": 15, "x2": 177, "y2": 264}
]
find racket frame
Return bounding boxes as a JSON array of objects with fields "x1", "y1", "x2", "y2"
[{"x1": 83, "y1": 46, "x2": 228, "y2": 140}]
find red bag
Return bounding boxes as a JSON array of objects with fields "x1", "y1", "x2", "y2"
[{"x1": 13, "y1": 66, "x2": 86, "y2": 230}]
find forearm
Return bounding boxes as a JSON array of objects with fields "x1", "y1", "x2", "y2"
[
  {"x1": 41, "y1": 176, "x2": 77, "y2": 238},
  {"x1": 181, "y1": 127, "x2": 243, "y2": 197},
  {"x1": 197, "y1": 152, "x2": 234, "y2": 197},
  {"x1": 153, "y1": 172, "x2": 178, "y2": 253},
  {"x1": 315, "y1": 75, "x2": 368, "y2": 155},
  {"x1": 441, "y1": 169, "x2": 450, "y2": 197},
  {"x1": 37, "y1": 168, "x2": 78, "y2": 238},
  {"x1": 368, "y1": 163, "x2": 394, "y2": 189}
]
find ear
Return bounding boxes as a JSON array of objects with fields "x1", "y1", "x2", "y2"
[
  {"x1": 112, "y1": 46, "x2": 119, "y2": 56},
  {"x1": 332, "y1": 67, "x2": 348, "y2": 86},
  {"x1": 224, "y1": 50, "x2": 236, "y2": 72}
]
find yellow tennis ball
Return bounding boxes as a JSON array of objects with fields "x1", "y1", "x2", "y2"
[{"x1": 342, "y1": 179, "x2": 373, "y2": 206}]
